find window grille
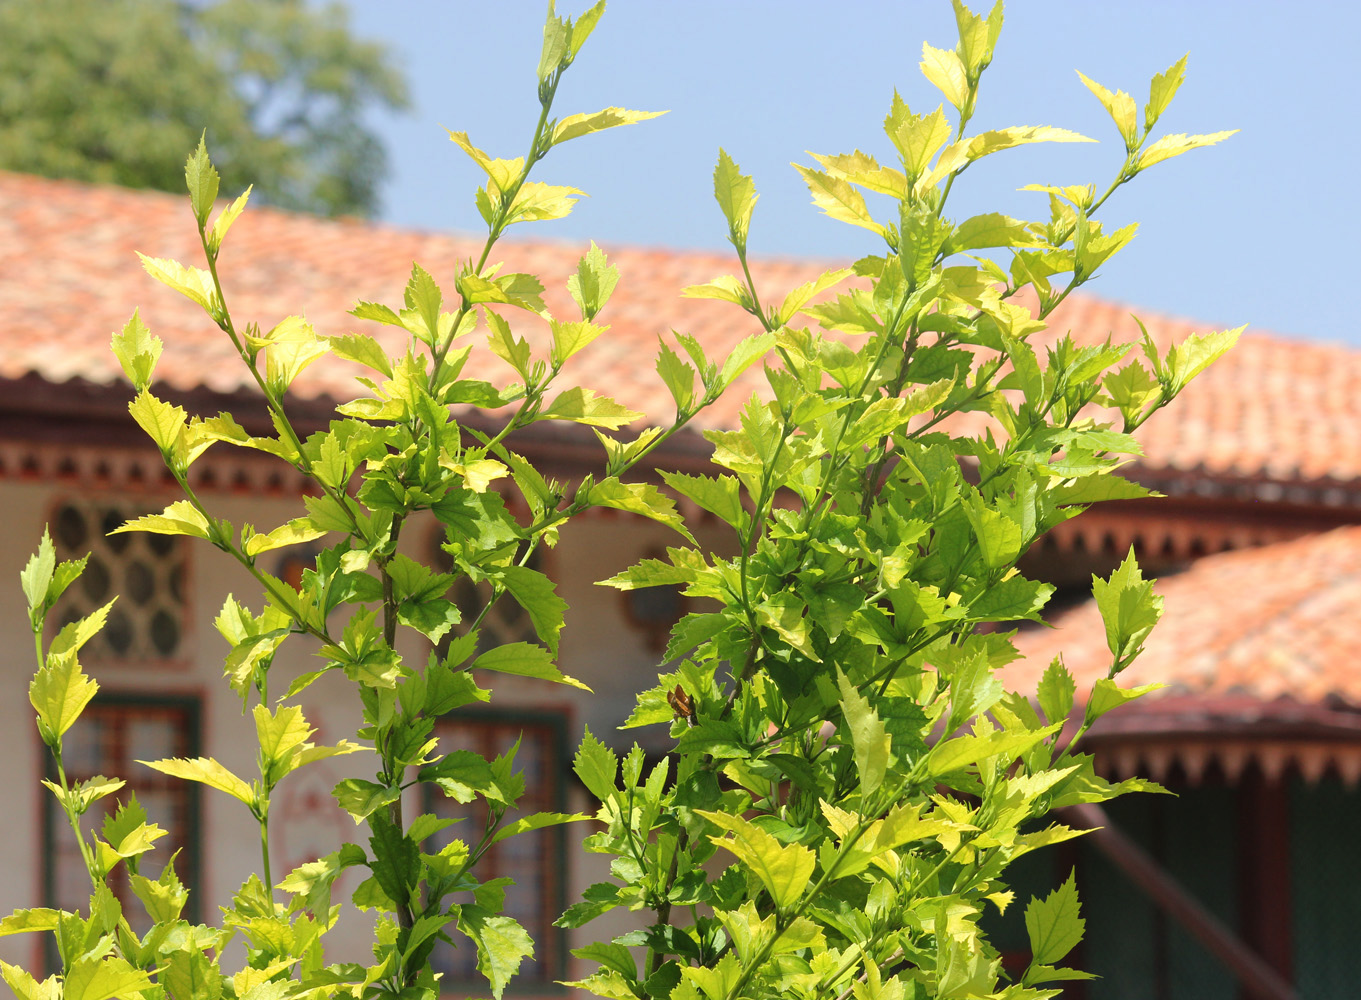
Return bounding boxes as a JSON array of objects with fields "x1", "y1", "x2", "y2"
[{"x1": 50, "y1": 500, "x2": 188, "y2": 663}]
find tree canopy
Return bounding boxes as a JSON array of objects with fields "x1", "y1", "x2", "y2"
[{"x1": 0, "y1": 0, "x2": 408, "y2": 217}]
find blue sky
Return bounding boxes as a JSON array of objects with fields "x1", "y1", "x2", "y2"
[{"x1": 344, "y1": 1, "x2": 1359, "y2": 346}]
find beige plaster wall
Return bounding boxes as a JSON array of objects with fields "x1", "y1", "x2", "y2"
[{"x1": 0, "y1": 472, "x2": 733, "y2": 986}]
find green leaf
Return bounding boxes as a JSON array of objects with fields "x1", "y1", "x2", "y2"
[
  {"x1": 655, "y1": 339, "x2": 696, "y2": 412},
  {"x1": 0, "y1": 909, "x2": 61, "y2": 937},
  {"x1": 110, "y1": 310, "x2": 163, "y2": 392},
  {"x1": 1091, "y1": 547, "x2": 1163, "y2": 666},
  {"x1": 332, "y1": 778, "x2": 401, "y2": 825},
  {"x1": 490, "y1": 810, "x2": 586, "y2": 845},
  {"x1": 793, "y1": 164, "x2": 885, "y2": 235},
  {"x1": 141, "y1": 756, "x2": 254, "y2": 806},
  {"x1": 807, "y1": 150, "x2": 907, "y2": 198},
  {"x1": 0, "y1": 963, "x2": 59, "y2": 1000},
  {"x1": 588, "y1": 478, "x2": 695, "y2": 542},
  {"x1": 929, "y1": 726, "x2": 1058, "y2": 776},
  {"x1": 485, "y1": 309, "x2": 532, "y2": 378},
  {"x1": 713, "y1": 149, "x2": 758, "y2": 248},
  {"x1": 920, "y1": 43, "x2": 969, "y2": 110},
  {"x1": 537, "y1": 2, "x2": 569, "y2": 79},
  {"x1": 681, "y1": 273, "x2": 750, "y2": 308},
  {"x1": 719, "y1": 331, "x2": 777, "y2": 388},
  {"x1": 567, "y1": 241, "x2": 620, "y2": 321},
  {"x1": 1146, "y1": 54, "x2": 1188, "y2": 129},
  {"x1": 696, "y1": 810, "x2": 816, "y2": 912},
  {"x1": 1163, "y1": 325, "x2": 1243, "y2": 395},
  {"x1": 460, "y1": 910, "x2": 533, "y2": 1000},
  {"x1": 537, "y1": 387, "x2": 642, "y2": 429},
  {"x1": 64, "y1": 956, "x2": 154, "y2": 1000},
  {"x1": 888, "y1": 104, "x2": 953, "y2": 178},
  {"x1": 837, "y1": 672, "x2": 890, "y2": 796},
  {"x1": 446, "y1": 129, "x2": 523, "y2": 195},
  {"x1": 137, "y1": 253, "x2": 216, "y2": 312},
  {"x1": 261, "y1": 315, "x2": 329, "y2": 393},
  {"x1": 110, "y1": 500, "x2": 210, "y2": 540},
  {"x1": 573, "y1": 727, "x2": 618, "y2": 802},
  {"x1": 209, "y1": 187, "x2": 251, "y2": 250},
  {"x1": 499, "y1": 564, "x2": 567, "y2": 654},
  {"x1": 30, "y1": 622, "x2": 104, "y2": 743},
  {"x1": 471, "y1": 642, "x2": 590, "y2": 691},
  {"x1": 660, "y1": 471, "x2": 744, "y2": 529},
  {"x1": 566, "y1": 0, "x2": 606, "y2": 58},
  {"x1": 418, "y1": 749, "x2": 501, "y2": 803},
  {"x1": 1136, "y1": 130, "x2": 1238, "y2": 171},
  {"x1": 127, "y1": 390, "x2": 186, "y2": 456},
  {"x1": 20, "y1": 530, "x2": 56, "y2": 622},
  {"x1": 1076, "y1": 71, "x2": 1138, "y2": 148},
  {"x1": 184, "y1": 135, "x2": 219, "y2": 227},
  {"x1": 943, "y1": 213, "x2": 1044, "y2": 254},
  {"x1": 1086, "y1": 678, "x2": 1163, "y2": 723},
  {"x1": 505, "y1": 180, "x2": 584, "y2": 225},
  {"x1": 329, "y1": 332, "x2": 394, "y2": 378},
  {"x1": 552, "y1": 107, "x2": 665, "y2": 145},
  {"x1": 1037, "y1": 658, "x2": 1076, "y2": 725},
  {"x1": 1025, "y1": 871, "x2": 1085, "y2": 965},
  {"x1": 129, "y1": 862, "x2": 188, "y2": 924},
  {"x1": 243, "y1": 518, "x2": 326, "y2": 558},
  {"x1": 549, "y1": 319, "x2": 608, "y2": 366}
]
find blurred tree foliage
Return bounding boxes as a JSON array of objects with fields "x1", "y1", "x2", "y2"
[{"x1": 0, "y1": 0, "x2": 408, "y2": 217}]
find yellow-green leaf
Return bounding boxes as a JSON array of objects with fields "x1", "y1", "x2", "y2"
[
  {"x1": 1146, "y1": 54, "x2": 1188, "y2": 129},
  {"x1": 184, "y1": 136, "x2": 219, "y2": 227},
  {"x1": 808, "y1": 150, "x2": 907, "y2": 198},
  {"x1": 1077, "y1": 71, "x2": 1138, "y2": 147},
  {"x1": 920, "y1": 43, "x2": 969, "y2": 111},
  {"x1": 0, "y1": 910, "x2": 61, "y2": 937},
  {"x1": 793, "y1": 165, "x2": 885, "y2": 235},
  {"x1": 244, "y1": 518, "x2": 327, "y2": 558},
  {"x1": 445, "y1": 130, "x2": 522, "y2": 195},
  {"x1": 111, "y1": 500, "x2": 210, "y2": 540},
  {"x1": 713, "y1": 149, "x2": 758, "y2": 247},
  {"x1": 537, "y1": 387, "x2": 642, "y2": 429},
  {"x1": 0, "y1": 963, "x2": 59, "y2": 1000},
  {"x1": 136, "y1": 253, "x2": 216, "y2": 312},
  {"x1": 681, "y1": 273, "x2": 750, "y2": 308},
  {"x1": 31, "y1": 624, "x2": 103, "y2": 741},
  {"x1": 550, "y1": 319, "x2": 609, "y2": 366},
  {"x1": 505, "y1": 181, "x2": 584, "y2": 224},
  {"x1": 588, "y1": 478, "x2": 694, "y2": 542},
  {"x1": 472, "y1": 642, "x2": 590, "y2": 691},
  {"x1": 1136, "y1": 130, "x2": 1238, "y2": 171},
  {"x1": 551, "y1": 107, "x2": 666, "y2": 145},
  {"x1": 128, "y1": 390, "x2": 186, "y2": 455},
  {"x1": 329, "y1": 332, "x2": 393, "y2": 378},
  {"x1": 110, "y1": 310, "x2": 162, "y2": 392},
  {"x1": 775, "y1": 268, "x2": 854, "y2": 326},
  {"x1": 697, "y1": 810, "x2": 816, "y2": 911},
  {"x1": 140, "y1": 756, "x2": 255, "y2": 805},
  {"x1": 209, "y1": 186, "x2": 252, "y2": 250}
]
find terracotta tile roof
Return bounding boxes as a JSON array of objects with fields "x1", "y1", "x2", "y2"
[
  {"x1": 1008, "y1": 525, "x2": 1361, "y2": 715},
  {"x1": 2, "y1": 170, "x2": 1358, "y2": 483}
]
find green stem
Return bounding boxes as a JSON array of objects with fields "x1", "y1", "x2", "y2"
[{"x1": 259, "y1": 808, "x2": 273, "y2": 897}]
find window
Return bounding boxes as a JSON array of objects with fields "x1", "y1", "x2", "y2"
[
  {"x1": 423, "y1": 713, "x2": 568, "y2": 990},
  {"x1": 44, "y1": 696, "x2": 202, "y2": 938},
  {"x1": 50, "y1": 500, "x2": 189, "y2": 663},
  {"x1": 429, "y1": 524, "x2": 544, "y2": 660}
]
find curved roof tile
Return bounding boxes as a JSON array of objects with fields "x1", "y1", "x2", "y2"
[{"x1": 3, "y1": 171, "x2": 1357, "y2": 482}]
